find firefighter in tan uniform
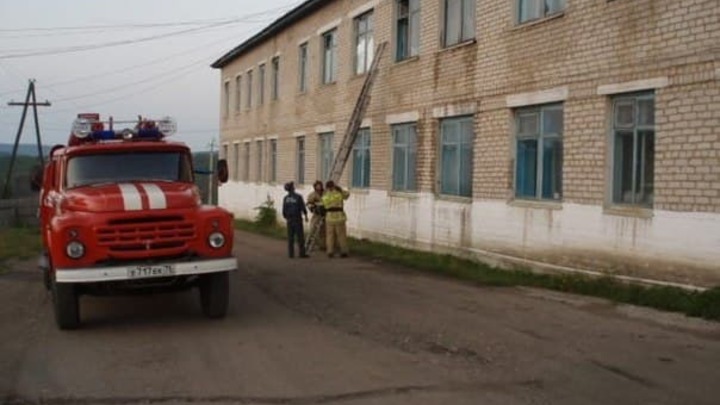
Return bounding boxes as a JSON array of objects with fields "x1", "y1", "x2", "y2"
[
  {"x1": 321, "y1": 180, "x2": 350, "y2": 258},
  {"x1": 306, "y1": 180, "x2": 326, "y2": 251}
]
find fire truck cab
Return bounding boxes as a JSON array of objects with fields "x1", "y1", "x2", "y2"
[{"x1": 37, "y1": 114, "x2": 236, "y2": 329}]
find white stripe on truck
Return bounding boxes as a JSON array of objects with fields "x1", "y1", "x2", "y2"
[
  {"x1": 118, "y1": 183, "x2": 142, "y2": 211},
  {"x1": 140, "y1": 183, "x2": 167, "y2": 210}
]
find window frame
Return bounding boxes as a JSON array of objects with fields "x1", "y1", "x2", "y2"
[
  {"x1": 256, "y1": 140, "x2": 264, "y2": 182},
  {"x1": 438, "y1": 115, "x2": 474, "y2": 198},
  {"x1": 296, "y1": 136, "x2": 306, "y2": 185},
  {"x1": 222, "y1": 80, "x2": 230, "y2": 118},
  {"x1": 513, "y1": 104, "x2": 564, "y2": 201},
  {"x1": 395, "y1": 0, "x2": 421, "y2": 61},
  {"x1": 270, "y1": 139, "x2": 278, "y2": 183},
  {"x1": 243, "y1": 142, "x2": 251, "y2": 181},
  {"x1": 442, "y1": 0, "x2": 475, "y2": 48},
  {"x1": 232, "y1": 143, "x2": 239, "y2": 181},
  {"x1": 351, "y1": 128, "x2": 371, "y2": 188},
  {"x1": 318, "y1": 132, "x2": 335, "y2": 181},
  {"x1": 299, "y1": 42, "x2": 309, "y2": 93},
  {"x1": 353, "y1": 11, "x2": 375, "y2": 75},
  {"x1": 271, "y1": 56, "x2": 280, "y2": 101},
  {"x1": 245, "y1": 70, "x2": 253, "y2": 110},
  {"x1": 258, "y1": 63, "x2": 266, "y2": 105},
  {"x1": 517, "y1": 0, "x2": 566, "y2": 25},
  {"x1": 609, "y1": 92, "x2": 656, "y2": 208},
  {"x1": 321, "y1": 29, "x2": 338, "y2": 84},
  {"x1": 391, "y1": 122, "x2": 418, "y2": 192},
  {"x1": 234, "y1": 75, "x2": 242, "y2": 113}
]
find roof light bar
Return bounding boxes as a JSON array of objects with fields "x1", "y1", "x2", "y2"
[
  {"x1": 158, "y1": 117, "x2": 177, "y2": 137},
  {"x1": 71, "y1": 118, "x2": 92, "y2": 139},
  {"x1": 69, "y1": 115, "x2": 177, "y2": 144}
]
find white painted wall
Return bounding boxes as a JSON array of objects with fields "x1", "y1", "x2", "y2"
[{"x1": 221, "y1": 183, "x2": 720, "y2": 283}]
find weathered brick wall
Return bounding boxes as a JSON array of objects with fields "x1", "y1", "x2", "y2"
[
  {"x1": 217, "y1": 0, "x2": 720, "y2": 283},
  {"x1": 220, "y1": 0, "x2": 719, "y2": 212}
]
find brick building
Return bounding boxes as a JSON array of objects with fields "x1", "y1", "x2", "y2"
[{"x1": 212, "y1": 0, "x2": 720, "y2": 286}]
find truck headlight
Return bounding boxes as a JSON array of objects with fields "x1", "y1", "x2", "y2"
[
  {"x1": 208, "y1": 232, "x2": 225, "y2": 249},
  {"x1": 66, "y1": 241, "x2": 85, "y2": 259}
]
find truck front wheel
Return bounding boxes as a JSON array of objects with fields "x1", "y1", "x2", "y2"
[
  {"x1": 52, "y1": 278, "x2": 80, "y2": 330},
  {"x1": 199, "y1": 271, "x2": 229, "y2": 319}
]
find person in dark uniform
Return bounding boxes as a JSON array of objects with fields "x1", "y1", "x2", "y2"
[{"x1": 282, "y1": 181, "x2": 309, "y2": 258}]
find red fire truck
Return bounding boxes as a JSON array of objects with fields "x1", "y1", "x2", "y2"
[{"x1": 35, "y1": 114, "x2": 236, "y2": 329}]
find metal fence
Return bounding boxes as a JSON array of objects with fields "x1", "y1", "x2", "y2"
[{"x1": 0, "y1": 197, "x2": 39, "y2": 228}]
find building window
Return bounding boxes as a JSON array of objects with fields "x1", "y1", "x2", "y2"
[
  {"x1": 443, "y1": 0, "x2": 475, "y2": 47},
  {"x1": 515, "y1": 104, "x2": 563, "y2": 200},
  {"x1": 396, "y1": 0, "x2": 420, "y2": 61},
  {"x1": 256, "y1": 140, "x2": 264, "y2": 182},
  {"x1": 322, "y1": 29, "x2": 338, "y2": 84},
  {"x1": 439, "y1": 116, "x2": 473, "y2": 197},
  {"x1": 612, "y1": 93, "x2": 655, "y2": 207},
  {"x1": 392, "y1": 123, "x2": 418, "y2": 192},
  {"x1": 246, "y1": 70, "x2": 253, "y2": 109},
  {"x1": 234, "y1": 76, "x2": 242, "y2": 113},
  {"x1": 232, "y1": 143, "x2": 239, "y2": 180},
  {"x1": 243, "y1": 143, "x2": 250, "y2": 181},
  {"x1": 518, "y1": 0, "x2": 566, "y2": 24},
  {"x1": 270, "y1": 139, "x2": 278, "y2": 183},
  {"x1": 296, "y1": 136, "x2": 306, "y2": 184},
  {"x1": 222, "y1": 144, "x2": 228, "y2": 160},
  {"x1": 351, "y1": 128, "x2": 371, "y2": 188},
  {"x1": 354, "y1": 11, "x2": 374, "y2": 75},
  {"x1": 222, "y1": 81, "x2": 230, "y2": 118},
  {"x1": 258, "y1": 63, "x2": 266, "y2": 105},
  {"x1": 318, "y1": 132, "x2": 334, "y2": 181},
  {"x1": 271, "y1": 56, "x2": 280, "y2": 100},
  {"x1": 299, "y1": 43, "x2": 309, "y2": 92}
]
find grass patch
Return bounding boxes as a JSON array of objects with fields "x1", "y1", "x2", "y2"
[
  {"x1": 0, "y1": 226, "x2": 42, "y2": 271},
  {"x1": 234, "y1": 219, "x2": 720, "y2": 321}
]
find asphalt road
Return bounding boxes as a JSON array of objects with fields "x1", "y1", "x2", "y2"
[{"x1": 1, "y1": 230, "x2": 719, "y2": 405}]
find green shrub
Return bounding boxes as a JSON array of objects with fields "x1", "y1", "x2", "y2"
[{"x1": 253, "y1": 195, "x2": 278, "y2": 228}]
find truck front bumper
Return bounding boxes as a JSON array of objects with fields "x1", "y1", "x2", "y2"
[{"x1": 55, "y1": 257, "x2": 238, "y2": 284}]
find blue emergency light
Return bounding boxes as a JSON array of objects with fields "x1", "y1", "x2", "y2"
[{"x1": 71, "y1": 116, "x2": 177, "y2": 142}]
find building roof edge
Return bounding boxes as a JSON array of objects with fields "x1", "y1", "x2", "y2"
[{"x1": 211, "y1": 0, "x2": 330, "y2": 69}]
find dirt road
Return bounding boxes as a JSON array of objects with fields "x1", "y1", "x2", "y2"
[{"x1": 1, "y1": 230, "x2": 719, "y2": 404}]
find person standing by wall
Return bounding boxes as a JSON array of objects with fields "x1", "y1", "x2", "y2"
[
  {"x1": 282, "y1": 181, "x2": 309, "y2": 258},
  {"x1": 321, "y1": 180, "x2": 350, "y2": 258},
  {"x1": 306, "y1": 180, "x2": 326, "y2": 251}
]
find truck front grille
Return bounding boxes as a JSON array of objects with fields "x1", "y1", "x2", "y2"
[{"x1": 96, "y1": 216, "x2": 196, "y2": 253}]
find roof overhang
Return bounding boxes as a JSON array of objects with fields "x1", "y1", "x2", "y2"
[{"x1": 211, "y1": 0, "x2": 330, "y2": 69}]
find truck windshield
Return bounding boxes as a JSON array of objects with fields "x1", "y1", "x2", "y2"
[{"x1": 65, "y1": 152, "x2": 192, "y2": 188}]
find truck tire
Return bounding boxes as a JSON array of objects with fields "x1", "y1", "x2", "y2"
[
  {"x1": 52, "y1": 279, "x2": 80, "y2": 330},
  {"x1": 199, "y1": 271, "x2": 229, "y2": 319}
]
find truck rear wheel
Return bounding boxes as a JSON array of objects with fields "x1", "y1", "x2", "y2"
[
  {"x1": 52, "y1": 279, "x2": 80, "y2": 330},
  {"x1": 199, "y1": 271, "x2": 229, "y2": 319}
]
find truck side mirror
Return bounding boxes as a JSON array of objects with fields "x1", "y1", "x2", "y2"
[
  {"x1": 216, "y1": 159, "x2": 229, "y2": 184},
  {"x1": 30, "y1": 165, "x2": 43, "y2": 192}
]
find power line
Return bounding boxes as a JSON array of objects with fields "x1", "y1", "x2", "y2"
[
  {"x1": 0, "y1": 19, "x2": 271, "y2": 40},
  {"x1": 0, "y1": 9, "x2": 288, "y2": 33},
  {"x1": 0, "y1": 25, "x2": 265, "y2": 97},
  {"x1": 0, "y1": 2, "x2": 300, "y2": 60},
  {"x1": 0, "y1": 18, "x2": 233, "y2": 33},
  {"x1": 0, "y1": 20, "x2": 239, "y2": 60},
  {"x1": 53, "y1": 57, "x2": 207, "y2": 103}
]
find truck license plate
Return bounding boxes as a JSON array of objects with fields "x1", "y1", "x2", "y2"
[{"x1": 127, "y1": 264, "x2": 176, "y2": 279}]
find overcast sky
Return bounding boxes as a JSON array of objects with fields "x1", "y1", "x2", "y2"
[{"x1": 0, "y1": 0, "x2": 300, "y2": 151}]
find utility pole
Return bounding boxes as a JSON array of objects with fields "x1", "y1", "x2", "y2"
[
  {"x1": 207, "y1": 138, "x2": 216, "y2": 205},
  {"x1": 2, "y1": 80, "x2": 51, "y2": 199}
]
